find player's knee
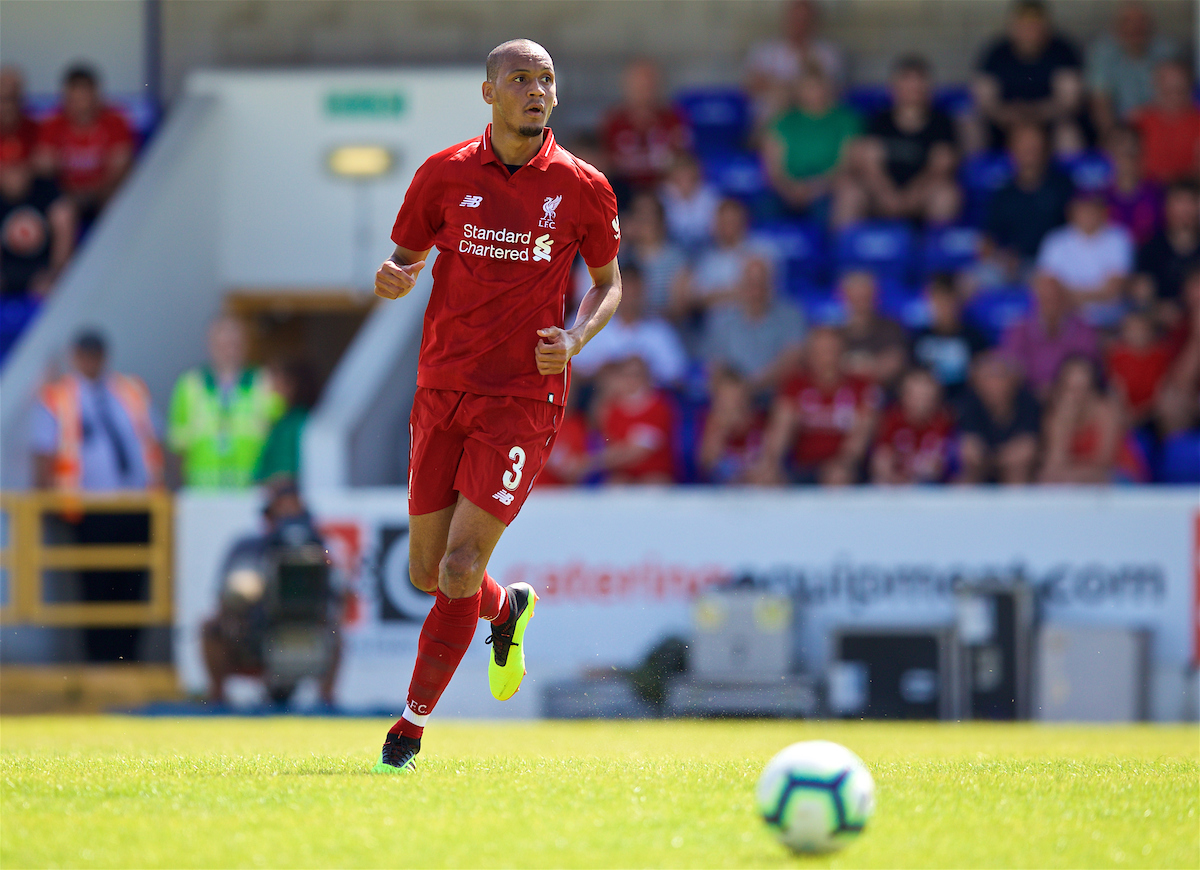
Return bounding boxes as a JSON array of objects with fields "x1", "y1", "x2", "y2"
[
  {"x1": 409, "y1": 563, "x2": 439, "y2": 594},
  {"x1": 439, "y1": 546, "x2": 484, "y2": 596}
]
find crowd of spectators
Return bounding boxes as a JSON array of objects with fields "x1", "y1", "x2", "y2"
[
  {"x1": 555, "y1": 0, "x2": 1200, "y2": 488},
  {"x1": 1, "y1": 63, "x2": 139, "y2": 362}
]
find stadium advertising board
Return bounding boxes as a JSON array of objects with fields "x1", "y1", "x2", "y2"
[{"x1": 174, "y1": 488, "x2": 1199, "y2": 720}]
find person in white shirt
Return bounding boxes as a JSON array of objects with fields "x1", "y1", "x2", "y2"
[
  {"x1": 744, "y1": 0, "x2": 846, "y2": 130},
  {"x1": 659, "y1": 153, "x2": 721, "y2": 257},
  {"x1": 1036, "y1": 190, "x2": 1134, "y2": 328},
  {"x1": 572, "y1": 262, "x2": 688, "y2": 386},
  {"x1": 671, "y1": 198, "x2": 776, "y2": 317}
]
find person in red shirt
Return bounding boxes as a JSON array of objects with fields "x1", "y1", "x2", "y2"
[
  {"x1": 595, "y1": 355, "x2": 677, "y2": 484},
  {"x1": 753, "y1": 326, "x2": 881, "y2": 486},
  {"x1": 0, "y1": 67, "x2": 40, "y2": 168},
  {"x1": 1130, "y1": 59, "x2": 1200, "y2": 184},
  {"x1": 600, "y1": 59, "x2": 692, "y2": 204},
  {"x1": 1107, "y1": 309, "x2": 1173, "y2": 425},
  {"x1": 370, "y1": 39, "x2": 621, "y2": 772},
  {"x1": 870, "y1": 367, "x2": 955, "y2": 484},
  {"x1": 537, "y1": 391, "x2": 594, "y2": 486},
  {"x1": 34, "y1": 65, "x2": 134, "y2": 225}
]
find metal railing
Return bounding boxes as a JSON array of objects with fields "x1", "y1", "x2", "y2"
[{"x1": 0, "y1": 491, "x2": 173, "y2": 627}]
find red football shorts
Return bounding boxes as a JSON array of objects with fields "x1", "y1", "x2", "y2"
[{"x1": 408, "y1": 387, "x2": 563, "y2": 524}]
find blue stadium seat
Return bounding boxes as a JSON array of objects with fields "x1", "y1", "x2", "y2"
[
  {"x1": 787, "y1": 281, "x2": 842, "y2": 325},
  {"x1": 1056, "y1": 150, "x2": 1113, "y2": 192},
  {"x1": 703, "y1": 151, "x2": 767, "y2": 198},
  {"x1": 753, "y1": 220, "x2": 828, "y2": 284},
  {"x1": 934, "y1": 85, "x2": 973, "y2": 116},
  {"x1": 921, "y1": 226, "x2": 982, "y2": 278},
  {"x1": 844, "y1": 85, "x2": 890, "y2": 119},
  {"x1": 1157, "y1": 431, "x2": 1200, "y2": 483},
  {"x1": 0, "y1": 297, "x2": 41, "y2": 366},
  {"x1": 676, "y1": 88, "x2": 751, "y2": 157},
  {"x1": 834, "y1": 221, "x2": 916, "y2": 282},
  {"x1": 877, "y1": 278, "x2": 929, "y2": 328},
  {"x1": 964, "y1": 285, "x2": 1032, "y2": 343},
  {"x1": 961, "y1": 151, "x2": 1013, "y2": 226}
]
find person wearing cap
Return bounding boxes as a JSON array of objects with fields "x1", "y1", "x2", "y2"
[{"x1": 31, "y1": 329, "x2": 162, "y2": 491}]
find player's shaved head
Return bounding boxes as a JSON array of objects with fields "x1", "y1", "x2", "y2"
[{"x1": 486, "y1": 39, "x2": 553, "y2": 82}]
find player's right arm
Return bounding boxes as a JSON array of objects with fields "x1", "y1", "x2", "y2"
[{"x1": 374, "y1": 246, "x2": 431, "y2": 300}]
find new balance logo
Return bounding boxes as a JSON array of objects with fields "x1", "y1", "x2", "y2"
[
  {"x1": 533, "y1": 233, "x2": 554, "y2": 262},
  {"x1": 459, "y1": 195, "x2": 483, "y2": 208},
  {"x1": 492, "y1": 490, "x2": 516, "y2": 506}
]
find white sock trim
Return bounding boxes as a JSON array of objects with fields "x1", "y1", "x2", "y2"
[{"x1": 401, "y1": 706, "x2": 430, "y2": 727}]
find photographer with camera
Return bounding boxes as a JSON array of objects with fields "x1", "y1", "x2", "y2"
[{"x1": 202, "y1": 480, "x2": 343, "y2": 707}]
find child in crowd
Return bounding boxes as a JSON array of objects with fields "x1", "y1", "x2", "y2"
[
  {"x1": 870, "y1": 367, "x2": 956, "y2": 485},
  {"x1": 1106, "y1": 309, "x2": 1173, "y2": 427},
  {"x1": 696, "y1": 369, "x2": 767, "y2": 484},
  {"x1": 595, "y1": 356, "x2": 678, "y2": 484}
]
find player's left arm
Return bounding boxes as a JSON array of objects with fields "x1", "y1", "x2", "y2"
[{"x1": 535, "y1": 257, "x2": 621, "y2": 376}]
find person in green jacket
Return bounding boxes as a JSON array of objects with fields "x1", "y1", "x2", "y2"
[
  {"x1": 254, "y1": 359, "x2": 319, "y2": 484},
  {"x1": 168, "y1": 316, "x2": 283, "y2": 488},
  {"x1": 762, "y1": 61, "x2": 861, "y2": 224}
]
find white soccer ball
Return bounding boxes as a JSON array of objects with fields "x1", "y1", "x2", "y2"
[{"x1": 756, "y1": 740, "x2": 875, "y2": 854}]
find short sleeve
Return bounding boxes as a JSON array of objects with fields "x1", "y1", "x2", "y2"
[
  {"x1": 1049, "y1": 35, "x2": 1082, "y2": 70},
  {"x1": 978, "y1": 40, "x2": 1006, "y2": 76},
  {"x1": 577, "y1": 165, "x2": 621, "y2": 269},
  {"x1": 390, "y1": 157, "x2": 444, "y2": 252},
  {"x1": 29, "y1": 402, "x2": 58, "y2": 455},
  {"x1": 929, "y1": 110, "x2": 956, "y2": 144}
]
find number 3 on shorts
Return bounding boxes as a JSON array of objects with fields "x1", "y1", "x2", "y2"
[{"x1": 502, "y1": 446, "x2": 526, "y2": 491}]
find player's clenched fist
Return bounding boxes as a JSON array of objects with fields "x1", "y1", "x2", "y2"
[
  {"x1": 535, "y1": 326, "x2": 581, "y2": 375},
  {"x1": 374, "y1": 259, "x2": 426, "y2": 299}
]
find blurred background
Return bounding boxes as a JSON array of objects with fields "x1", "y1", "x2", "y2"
[{"x1": 0, "y1": 0, "x2": 1197, "y2": 724}]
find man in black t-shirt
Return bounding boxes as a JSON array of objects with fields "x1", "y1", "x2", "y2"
[
  {"x1": 956, "y1": 351, "x2": 1041, "y2": 484},
  {"x1": 835, "y1": 54, "x2": 961, "y2": 226},
  {"x1": 1133, "y1": 181, "x2": 1200, "y2": 312},
  {"x1": 983, "y1": 122, "x2": 1073, "y2": 275},
  {"x1": 0, "y1": 149, "x2": 75, "y2": 299},
  {"x1": 911, "y1": 274, "x2": 990, "y2": 405},
  {"x1": 972, "y1": 0, "x2": 1088, "y2": 155}
]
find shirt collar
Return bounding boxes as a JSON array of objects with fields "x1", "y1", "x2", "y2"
[{"x1": 480, "y1": 124, "x2": 558, "y2": 172}]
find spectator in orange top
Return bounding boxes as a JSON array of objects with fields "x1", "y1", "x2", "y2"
[
  {"x1": 753, "y1": 326, "x2": 881, "y2": 486},
  {"x1": 1130, "y1": 59, "x2": 1200, "y2": 185},
  {"x1": 34, "y1": 65, "x2": 135, "y2": 227},
  {"x1": 1107, "y1": 309, "x2": 1173, "y2": 425},
  {"x1": 1039, "y1": 355, "x2": 1135, "y2": 483},
  {"x1": 600, "y1": 59, "x2": 691, "y2": 206},
  {"x1": 870, "y1": 367, "x2": 956, "y2": 485},
  {"x1": 697, "y1": 369, "x2": 768, "y2": 484},
  {"x1": 0, "y1": 67, "x2": 39, "y2": 166},
  {"x1": 596, "y1": 356, "x2": 678, "y2": 484}
]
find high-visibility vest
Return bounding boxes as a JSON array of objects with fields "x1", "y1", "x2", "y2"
[
  {"x1": 167, "y1": 366, "x2": 283, "y2": 489},
  {"x1": 39, "y1": 373, "x2": 164, "y2": 490}
]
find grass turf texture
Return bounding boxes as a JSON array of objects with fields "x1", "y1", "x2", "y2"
[{"x1": 2, "y1": 718, "x2": 1196, "y2": 869}]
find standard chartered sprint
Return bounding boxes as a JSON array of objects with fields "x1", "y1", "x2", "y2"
[{"x1": 460, "y1": 224, "x2": 553, "y2": 262}]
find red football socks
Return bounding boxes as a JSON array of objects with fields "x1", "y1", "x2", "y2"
[
  {"x1": 393, "y1": 589, "x2": 481, "y2": 738},
  {"x1": 478, "y1": 572, "x2": 511, "y2": 623}
]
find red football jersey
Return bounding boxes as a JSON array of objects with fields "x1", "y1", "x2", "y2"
[
  {"x1": 873, "y1": 407, "x2": 955, "y2": 483},
  {"x1": 37, "y1": 108, "x2": 134, "y2": 194},
  {"x1": 600, "y1": 389, "x2": 677, "y2": 482},
  {"x1": 537, "y1": 411, "x2": 590, "y2": 487},
  {"x1": 781, "y1": 374, "x2": 880, "y2": 468},
  {"x1": 391, "y1": 126, "x2": 620, "y2": 406},
  {"x1": 600, "y1": 106, "x2": 692, "y2": 188}
]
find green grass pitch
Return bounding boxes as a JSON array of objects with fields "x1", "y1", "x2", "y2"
[{"x1": 2, "y1": 717, "x2": 1196, "y2": 868}]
